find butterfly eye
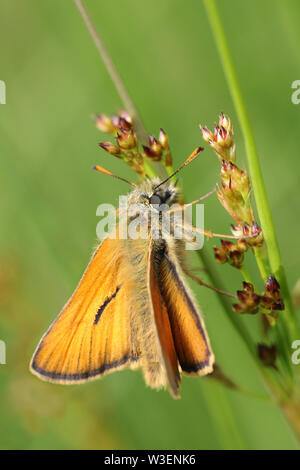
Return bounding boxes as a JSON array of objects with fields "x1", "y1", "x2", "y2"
[{"x1": 150, "y1": 195, "x2": 161, "y2": 206}]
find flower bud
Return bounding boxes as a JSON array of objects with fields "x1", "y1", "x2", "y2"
[
  {"x1": 233, "y1": 302, "x2": 259, "y2": 314},
  {"x1": 200, "y1": 125, "x2": 212, "y2": 141},
  {"x1": 261, "y1": 275, "x2": 285, "y2": 311},
  {"x1": 220, "y1": 161, "x2": 250, "y2": 198},
  {"x1": 117, "y1": 128, "x2": 136, "y2": 150},
  {"x1": 149, "y1": 135, "x2": 162, "y2": 158},
  {"x1": 217, "y1": 240, "x2": 245, "y2": 269},
  {"x1": 219, "y1": 112, "x2": 231, "y2": 131},
  {"x1": 119, "y1": 110, "x2": 133, "y2": 126},
  {"x1": 111, "y1": 115, "x2": 121, "y2": 128},
  {"x1": 164, "y1": 150, "x2": 173, "y2": 167},
  {"x1": 159, "y1": 128, "x2": 169, "y2": 149},
  {"x1": 94, "y1": 114, "x2": 115, "y2": 134},
  {"x1": 237, "y1": 239, "x2": 248, "y2": 253},
  {"x1": 265, "y1": 275, "x2": 280, "y2": 294},
  {"x1": 118, "y1": 117, "x2": 132, "y2": 131},
  {"x1": 142, "y1": 145, "x2": 152, "y2": 158},
  {"x1": 260, "y1": 295, "x2": 275, "y2": 310},
  {"x1": 243, "y1": 222, "x2": 264, "y2": 247},
  {"x1": 233, "y1": 281, "x2": 260, "y2": 314},
  {"x1": 231, "y1": 222, "x2": 264, "y2": 247},
  {"x1": 242, "y1": 281, "x2": 255, "y2": 293},
  {"x1": 213, "y1": 246, "x2": 227, "y2": 264},
  {"x1": 143, "y1": 144, "x2": 161, "y2": 161},
  {"x1": 257, "y1": 343, "x2": 277, "y2": 368},
  {"x1": 98, "y1": 141, "x2": 120, "y2": 155}
]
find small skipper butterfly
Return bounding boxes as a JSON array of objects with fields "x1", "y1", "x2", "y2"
[{"x1": 30, "y1": 148, "x2": 215, "y2": 398}]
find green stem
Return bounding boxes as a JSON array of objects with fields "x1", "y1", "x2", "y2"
[
  {"x1": 240, "y1": 265, "x2": 252, "y2": 284},
  {"x1": 240, "y1": 265, "x2": 261, "y2": 297},
  {"x1": 74, "y1": 0, "x2": 147, "y2": 144},
  {"x1": 197, "y1": 250, "x2": 255, "y2": 361},
  {"x1": 74, "y1": 0, "x2": 296, "y2": 405},
  {"x1": 73, "y1": 1, "x2": 187, "y2": 182},
  {"x1": 197, "y1": 249, "x2": 286, "y2": 399},
  {"x1": 73, "y1": 0, "x2": 167, "y2": 180},
  {"x1": 253, "y1": 246, "x2": 268, "y2": 282},
  {"x1": 238, "y1": 265, "x2": 291, "y2": 376},
  {"x1": 203, "y1": 0, "x2": 298, "y2": 341}
]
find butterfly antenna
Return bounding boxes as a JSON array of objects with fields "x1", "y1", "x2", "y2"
[
  {"x1": 184, "y1": 186, "x2": 216, "y2": 208},
  {"x1": 93, "y1": 165, "x2": 137, "y2": 187},
  {"x1": 153, "y1": 146, "x2": 204, "y2": 191}
]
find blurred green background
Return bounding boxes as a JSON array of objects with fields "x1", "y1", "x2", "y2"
[{"x1": 1, "y1": 0, "x2": 300, "y2": 450}]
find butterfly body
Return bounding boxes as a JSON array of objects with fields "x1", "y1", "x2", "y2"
[{"x1": 30, "y1": 178, "x2": 214, "y2": 397}]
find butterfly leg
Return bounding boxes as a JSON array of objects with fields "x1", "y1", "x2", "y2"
[
  {"x1": 182, "y1": 266, "x2": 237, "y2": 299},
  {"x1": 188, "y1": 266, "x2": 207, "y2": 272}
]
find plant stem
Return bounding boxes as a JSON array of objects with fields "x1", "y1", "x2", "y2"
[
  {"x1": 203, "y1": 0, "x2": 300, "y2": 444},
  {"x1": 240, "y1": 265, "x2": 252, "y2": 284},
  {"x1": 74, "y1": 0, "x2": 258, "y2": 397},
  {"x1": 253, "y1": 246, "x2": 268, "y2": 282},
  {"x1": 73, "y1": 0, "x2": 147, "y2": 143},
  {"x1": 197, "y1": 249, "x2": 254, "y2": 360},
  {"x1": 281, "y1": 398, "x2": 300, "y2": 446},
  {"x1": 203, "y1": 0, "x2": 299, "y2": 342},
  {"x1": 73, "y1": 0, "x2": 168, "y2": 180},
  {"x1": 74, "y1": 0, "x2": 295, "y2": 406},
  {"x1": 196, "y1": 249, "x2": 288, "y2": 401}
]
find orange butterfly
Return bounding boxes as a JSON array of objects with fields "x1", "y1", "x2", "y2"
[{"x1": 30, "y1": 148, "x2": 215, "y2": 398}]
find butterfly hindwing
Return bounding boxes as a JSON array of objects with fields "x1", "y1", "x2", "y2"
[
  {"x1": 157, "y1": 241, "x2": 215, "y2": 376},
  {"x1": 148, "y1": 244, "x2": 181, "y2": 397}
]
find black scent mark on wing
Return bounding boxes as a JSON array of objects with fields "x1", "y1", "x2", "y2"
[{"x1": 94, "y1": 285, "x2": 121, "y2": 325}]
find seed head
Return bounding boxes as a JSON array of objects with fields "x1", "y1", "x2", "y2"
[{"x1": 200, "y1": 113, "x2": 235, "y2": 162}]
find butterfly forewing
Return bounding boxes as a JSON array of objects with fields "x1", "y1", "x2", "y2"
[{"x1": 30, "y1": 236, "x2": 135, "y2": 383}]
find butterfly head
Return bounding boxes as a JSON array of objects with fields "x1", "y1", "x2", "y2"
[{"x1": 127, "y1": 178, "x2": 180, "y2": 211}]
